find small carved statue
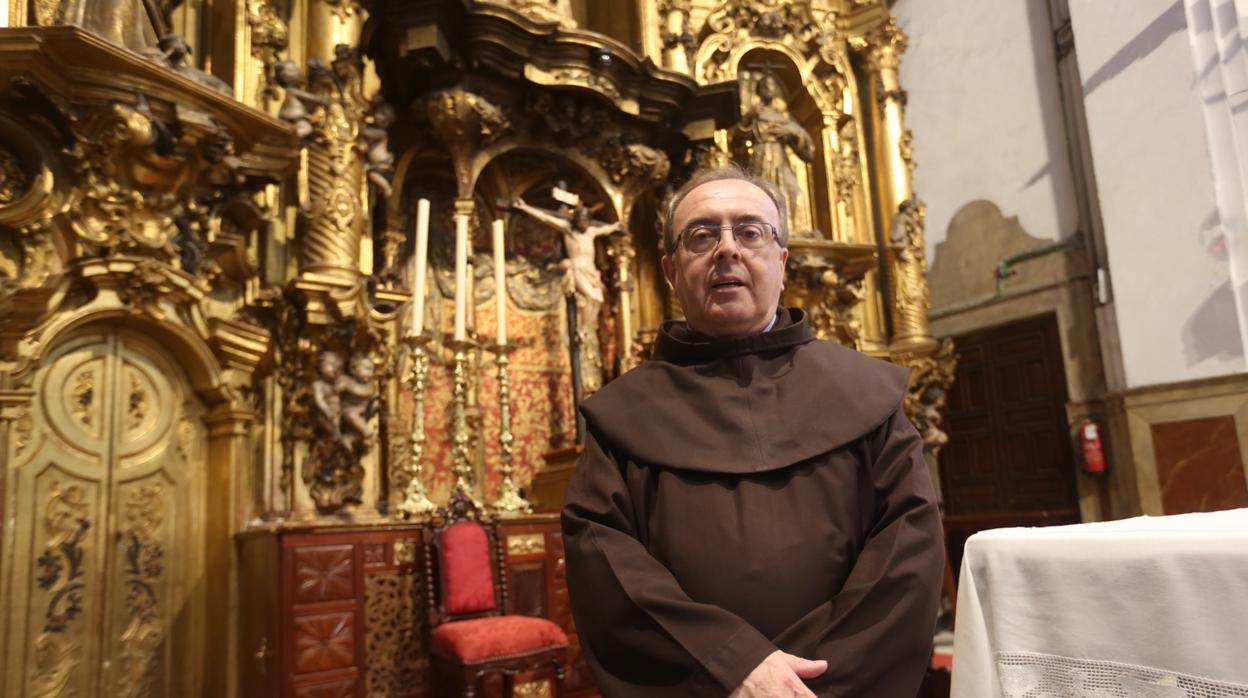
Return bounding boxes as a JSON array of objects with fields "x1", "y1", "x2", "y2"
[
  {"x1": 312, "y1": 351, "x2": 344, "y2": 441},
  {"x1": 337, "y1": 352, "x2": 378, "y2": 453},
  {"x1": 274, "y1": 60, "x2": 325, "y2": 139},
  {"x1": 159, "y1": 33, "x2": 233, "y2": 96},
  {"x1": 734, "y1": 73, "x2": 817, "y2": 236},
  {"x1": 359, "y1": 101, "x2": 396, "y2": 198},
  {"x1": 305, "y1": 349, "x2": 376, "y2": 511}
]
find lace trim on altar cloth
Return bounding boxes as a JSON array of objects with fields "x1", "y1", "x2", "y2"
[{"x1": 995, "y1": 651, "x2": 1248, "y2": 698}]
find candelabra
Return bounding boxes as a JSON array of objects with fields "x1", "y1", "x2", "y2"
[
  {"x1": 448, "y1": 336, "x2": 483, "y2": 507},
  {"x1": 397, "y1": 332, "x2": 437, "y2": 518},
  {"x1": 488, "y1": 341, "x2": 532, "y2": 515}
]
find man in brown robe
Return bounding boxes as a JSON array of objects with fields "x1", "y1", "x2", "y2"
[{"x1": 561, "y1": 165, "x2": 944, "y2": 697}]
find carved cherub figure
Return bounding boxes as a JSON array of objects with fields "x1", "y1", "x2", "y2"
[
  {"x1": 274, "y1": 59, "x2": 325, "y2": 139},
  {"x1": 337, "y1": 352, "x2": 377, "y2": 453},
  {"x1": 159, "y1": 33, "x2": 232, "y2": 95},
  {"x1": 360, "y1": 101, "x2": 396, "y2": 198},
  {"x1": 312, "y1": 351, "x2": 344, "y2": 440}
]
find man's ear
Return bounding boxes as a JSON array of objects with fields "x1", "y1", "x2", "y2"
[
  {"x1": 661, "y1": 254, "x2": 676, "y2": 288},
  {"x1": 779, "y1": 247, "x2": 789, "y2": 290}
]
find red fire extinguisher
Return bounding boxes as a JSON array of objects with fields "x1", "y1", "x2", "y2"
[{"x1": 1077, "y1": 420, "x2": 1107, "y2": 475}]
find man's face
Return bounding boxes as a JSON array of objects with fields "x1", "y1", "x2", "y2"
[{"x1": 661, "y1": 178, "x2": 788, "y2": 338}]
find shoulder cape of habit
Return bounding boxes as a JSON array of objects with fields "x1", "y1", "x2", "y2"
[{"x1": 580, "y1": 308, "x2": 911, "y2": 475}]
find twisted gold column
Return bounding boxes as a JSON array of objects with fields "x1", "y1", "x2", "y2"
[{"x1": 864, "y1": 18, "x2": 934, "y2": 352}]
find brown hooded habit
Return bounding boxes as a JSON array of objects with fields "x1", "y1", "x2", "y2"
[{"x1": 561, "y1": 308, "x2": 944, "y2": 697}]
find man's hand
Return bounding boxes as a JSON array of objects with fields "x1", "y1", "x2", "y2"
[{"x1": 728, "y1": 650, "x2": 827, "y2": 698}]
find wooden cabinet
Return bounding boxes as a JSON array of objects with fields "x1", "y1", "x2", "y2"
[
  {"x1": 497, "y1": 518, "x2": 594, "y2": 695},
  {"x1": 236, "y1": 516, "x2": 594, "y2": 697},
  {"x1": 238, "y1": 525, "x2": 426, "y2": 698}
]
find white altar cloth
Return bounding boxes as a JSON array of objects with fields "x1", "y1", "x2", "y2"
[{"x1": 951, "y1": 508, "x2": 1248, "y2": 697}]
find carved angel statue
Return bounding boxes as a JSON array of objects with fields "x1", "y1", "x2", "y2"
[
  {"x1": 274, "y1": 59, "x2": 326, "y2": 140},
  {"x1": 159, "y1": 33, "x2": 232, "y2": 95},
  {"x1": 312, "y1": 351, "x2": 344, "y2": 441},
  {"x1": 734, "y1": 73, "x2": 817, "y2": 236},
  {"x1": 307, "y1": 349, "x2": 375, "y2": 510},
  {"x1": 337, "y1": 352, "x2": 378, "y2": 454},
  {"x1": 359, "y1": 101, "x2": 396, "y2": 198}
]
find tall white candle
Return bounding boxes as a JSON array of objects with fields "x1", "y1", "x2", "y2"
[
  {"x1": 453, "y1": 212, "x2": 468, "y2": 341},
  {"x1": 493, "y1": 219, "x2": 507, "y2": 345},
  {"x1": 465, "y1": 258, "x2": 475, "y2": 333},
  {"x1": 410, "y1": 198, "x2": 430, "y2": 336}
]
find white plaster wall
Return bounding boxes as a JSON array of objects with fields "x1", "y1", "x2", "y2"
[
  {"x1": 894, "y1": 0, "x2": 1079, "y2": 263},
  {"x1": 1068, "y1": 0, "x2": 1246, "y2": 386}
]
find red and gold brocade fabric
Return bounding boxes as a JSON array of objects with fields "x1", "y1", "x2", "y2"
[
  {"x1": 430, "y1": 615, "x2": 568, "y2": 662},
  {"x1": 409, "y1": 296, "x2": 576, "y2": 503},
  {"x1": 440, "y1": 521, "x2": 497, "y2": 615}
]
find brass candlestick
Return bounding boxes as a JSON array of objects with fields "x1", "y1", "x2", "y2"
[
  {"x1": 448, "y1": 336, "x2": 482, "y2": 507},
  {"x1": 397, "y1": 332, "x2": 437, "y2": 518},
  {"x1": 488, "y1": 341, "x2": 532, "y2": 515}
]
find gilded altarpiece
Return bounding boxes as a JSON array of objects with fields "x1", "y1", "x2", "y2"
[{"x1": 0, "y1": 0, "x2": 952, "y2": 695}]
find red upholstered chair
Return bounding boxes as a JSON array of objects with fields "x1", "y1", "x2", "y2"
[{"x1": 424, "y1": 491, "x2": 568, "y2": 697}]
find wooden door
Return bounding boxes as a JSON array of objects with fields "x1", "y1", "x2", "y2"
[
  {"x1": 939, "y1": 314, "x2": 1081, "y2": 573},
  {"x1": 2, "y1": 327, "x2": 208, "y2": 697}
]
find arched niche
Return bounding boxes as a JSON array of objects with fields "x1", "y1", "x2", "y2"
[{"x1": 733, "y1": 48, "x2": 830, "y2": 238}]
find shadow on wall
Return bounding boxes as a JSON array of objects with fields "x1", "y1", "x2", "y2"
[
  {"x1": 1182, "y1": 280, "x2": 1245, "y2": 365},
  {"x1": 928, "y1": 200, "x2": 1067, "y2": 310},
  {"x1": 1081, "y1": 0, "x2": 1186, "y2": 98}
]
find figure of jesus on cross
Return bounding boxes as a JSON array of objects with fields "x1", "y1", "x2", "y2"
[{"x1": 505, "y1": 187, "x2": 622, "y2": 438}]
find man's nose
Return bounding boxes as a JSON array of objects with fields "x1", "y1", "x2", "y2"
[{"x1": 713, "y1": 228, "x2": 743, "y2": 260}]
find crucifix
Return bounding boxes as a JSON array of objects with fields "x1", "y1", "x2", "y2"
[{"x1": 499, "y1": 186, "x2": 622, "y2": 443}]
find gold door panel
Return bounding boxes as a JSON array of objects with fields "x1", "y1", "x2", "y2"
[{"x1": 2, "y1": 327, "x2": 206, "y2": 698}]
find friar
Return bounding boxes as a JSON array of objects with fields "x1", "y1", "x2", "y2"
[{"x1": 561, "y1": 164, "x2": 944, "y2": 697}]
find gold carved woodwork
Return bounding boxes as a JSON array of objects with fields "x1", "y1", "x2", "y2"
[
  {"x1": 393, "y1": 539, "x2": 417, "y2": 564},
  {"x1": 783, "y1": 240, "x2": 875, "y2": 348},
  {"x1": 657, "y1": 0, "x2": 696, "y2": 73},
  {"x1": 272, "y1": 305, "x2": 393, "y2": 514},
  {"x1": 515, "y1": 679, "x2": 554, "y2": 698},
  {"x1": 483, "y1": 0, "x2": 577, "y2": 29},
  {"x1": 0, "y1": 145, "x2": 26, "y2": 205},
  {"x1": 695, "y1": 0, "x2": 850, "y2": 113},
  {"x1": 3, "y1": 328, "x2": 208, "y2": 697},
  {"x1": 287, "y1": 48, "x2": 371, "y2": 281},
  {"x1": 507, "y1": 532, "x2": 546, "y2": 555},
  {"x1": 247, "y1": 0, "x2": 290, "y2": 103},
  {"x1": 423, "y1": 87, "x2": 511, "y2": 199},
  {"x1": 887, "y1": 197, "x2": 933, "y2": 351},
  {"x1": 896, "y1": 338, "x2": 957, "y2": 455}
]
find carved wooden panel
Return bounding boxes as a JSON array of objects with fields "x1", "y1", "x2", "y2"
[
  {"x1": 295, "y1": 679, "x2": 357, "y2": 698},
  {"x1": 940, "y1": 314, "x2": 1079, "y2": 515},
  {"x1": 294, "y1": 612, "x2": 357, "y2": 674},
  {"x1": 252, "y1": 521, "x2": 585, "y2": 698},
  {"x1": 509, "y1": 562, "x2": 548, "y2": 618},
  {"x1": 294, "y1": 545, "x2": 356, "y2": 604},
  {"x1": 1, "y1": 328, "x2": 208, "y2": 697},
  {"x1": 273, "y1": 529, "x2": 425, "y2": 698}
]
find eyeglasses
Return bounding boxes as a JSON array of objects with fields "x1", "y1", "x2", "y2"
[{"x1": 676, "y1": 222, "x2": 779, "y2": 255}]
